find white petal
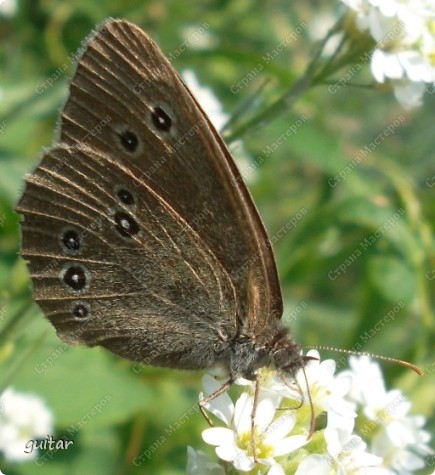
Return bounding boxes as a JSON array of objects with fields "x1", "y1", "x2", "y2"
[
  {"x1": 327, "y1": 408, "x2": 356, "y2": 433},
  {"x1": 348, "y1": 356, "x2": 387, "y2": 407},
  {"x1": 230, "y1": 448, "x2": 256, "y2": 471},
  {"x1": 378, "y1": 0, "x2": 397, "y2": 17},
  {"x1": 319, "y1": 358, "x2": 336, "y2": 382},
  {"x1": 201, "y1": 375, "x2": 234, "y2": 425},
  {"x1": 202, "y1": 427, "x2": 235, "y2": 446},
  {"x1": 215, "y1": 443, "x2": 240, "y2": 463},
  {"x1": 395, "y1": 449, "x2": 426, "y2": 471},
  {"x1": 398, "y1": 9, "x2": 426, "y2": 42},
  {"x1": 254, "y1": 397, "x2": 276, "y2": 431},
  {"x1": 351, "y1": 447, "x2": 383, "y2": 467},
  {"x1": 272, "y1": 435, "x2": 308, "y2": 457},
  {"x1": 393, "y1": 80, "x2": 425, "y2": 108},
  {"x1": 186, "y1": 446, "x2": 225, "y2": 475},
  {"x1": 324, "y1": 427, "x2": 350, "y2": 455},
  {"x1": 372, "y1": 51, "x2": 404, "y2": 82},
  {"x1": 333, "y1": 371, "x2": 353, "y2": 397},
  {"x1": 398, "y1": 51, "x2": 433, "y2": 82},
  {"x1": 265, "y1": 413, "x2": 295, "y2": 443},
  {"x1": 234, "y1": 393, "x2": 254, "y2": 433},
  {"x1": 367, "y1": 7, "x2": 397, "y2": 42},
  {"x1": 294, "y1": 454, "x2": 331, "y2": 475},
  {"x1": 306, "y1": 349, "x2": 320, "y2": 361},
  {"x1": 383, "y1": 53, "x2": 404, "y2": 80},
  {"x1": 267, "y1": 462, "x2": 286, "y2": 475},
  {"x1": 234, "y1": 376, "x2": 255, "y2": 387},
  {"x1": 386, "y1": 420, "x2": 415, "y2": 447},
  {"x1": 371, "y1": 50, "x2": 387, "y2": 83},
  {"x1": 186, "y1": 446, "x2": 198, "y2": 472}
]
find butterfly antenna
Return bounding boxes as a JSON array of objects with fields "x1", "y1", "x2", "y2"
[{"x1": 305, "y1": 345, "x2": 423, "y2": 375}]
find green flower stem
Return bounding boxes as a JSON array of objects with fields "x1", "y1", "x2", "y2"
[{"x1": 224, "y1": 18, "x2": 375, "y2": 143}]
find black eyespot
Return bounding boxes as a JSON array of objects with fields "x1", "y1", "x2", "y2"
[
  {"x1": 71, "y1": 302, "x2": 90, "y2": 319},
  {"x1": 59, "y1": 227, "x2": 83, "y2": 254},
  {"x1": 119, "y1": 130, "x2": 139, "y2": 152},
  {"x1": 151, "y1": 106, "x2": 172, "y2": 131},
  {"x1": 114, "y1": 211, "x2": 139, "y2": 237},
  {"x1": 61, "y1": 265, "x2": 89, "y2": 291},
  {"x1": 116, "y1": 188, "x2": 135, "y2": 205}
]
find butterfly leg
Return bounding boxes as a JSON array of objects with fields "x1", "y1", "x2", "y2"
[
  {"x1": 251, "y1": 373, "x2": 261, "y2": 462},
  {"x1": 198, "y1": 376, "x2": 234, "y2": 426}
]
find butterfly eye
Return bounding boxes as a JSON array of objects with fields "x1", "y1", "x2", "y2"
[
  {"x1": 71, "y1": 301, "x2": 91, "y2": 319},
  {"x1": 151, "y1": 106, "x2": 172, "y2": 132},
  {"x1": 60, "y1": 264, "x2": 90, "y2": 292},
  {"x1": 114, "y1": 211, "x2": 139, "y2": 238},
  {"x1": 59, "y1": 227, "x2": 83, "y2": 254},
  {"x1": 115, "y1": 187, "x2": 135, "y2": 206},
  {"x1": 118, "y1": 129, "x2": 139, "y2": 152}
]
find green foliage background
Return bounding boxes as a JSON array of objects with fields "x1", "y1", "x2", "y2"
[{"x1": 0, "y1": 1, "x2": 433, "y2": 474}]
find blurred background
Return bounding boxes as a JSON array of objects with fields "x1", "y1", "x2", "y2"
[{"x1": 0, "y1": 1, "x2": 433, "y2": 474}]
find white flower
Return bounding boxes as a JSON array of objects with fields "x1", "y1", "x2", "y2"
[
  {"x1": 186, "y1": 446, "x2": 225, "y2": 475},
  {"x1": 340, "y1": 0, "x2": 435, "y2": 107},
  {"x1": 325, "y1": 426, "x2": 383, "y2": 473},
  {"x1": 0, "y1": 387, "x2": 54, "y2": 461},
  {"x1": 201, "y1": 375, "x2": 308, "y2": 473},
  {"x1": 372, "y1": 429, "x2": 430, "y2": 474},
  {"x1": 181, "y1": 70, "x2": 257, "y2": 182},
  {"x1": 295, "y1": 427, "x2": 384, "y2": 475},
  {"x1": 0, "y1": 0, "x2": 17, "y2": 17},
  {"x1": 292, "y1": 350, "x2": 356, "y2": 432},
  {"x1": 341, "y1": 355, "x2": 433, "y2": 473},
  {"x1": 196, "y1": 352, "x2": 432, "y2": 474},
  {"x1": 198, "y1": 351, "x2": 356, "y2": 474},
  {"x1": 182, "y1": 70, "x2": 229, "y2": 131},
  {"x1": 180, "y1": 25, "x2": 215, "y2": 50},
  {"x1": 392, "y1": 79, "x2": 427, "y2": 108}
]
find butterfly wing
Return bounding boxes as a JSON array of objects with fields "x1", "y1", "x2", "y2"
[
  {"x1": 16, "y1": 19, "x2": 282, "y2": 367},
  {"x1": 18, "y1": 144, "x2": 238, "y2": 368}
]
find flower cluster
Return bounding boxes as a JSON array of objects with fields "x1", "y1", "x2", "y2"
[
  {"x1": 0, "y1": 0, "x2": 17, "y2": 17},
  {"x1": 340, "y1": 0, "x2": 435, "y2": 108},
  {"x1": 342, "y1": 356, "x2": 433, "y2": 474},
  {"x1": 187, "y1": 351, "x2": 433, "y2": 475},
  {"x1": 0, "y1": 387, "x2": 53, "y2": 462}
]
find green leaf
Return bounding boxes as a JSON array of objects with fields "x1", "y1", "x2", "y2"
[
  {"x1": 368, "y1": 255, "x2": 417, "y2": 304},
  {"x1": 10, "y1": 346, "x2": 153, "y2": 428}
]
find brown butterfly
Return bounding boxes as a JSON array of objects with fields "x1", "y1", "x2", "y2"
[{"x1": 16, "y1": 19, "x2": 307, "y2": 409}]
